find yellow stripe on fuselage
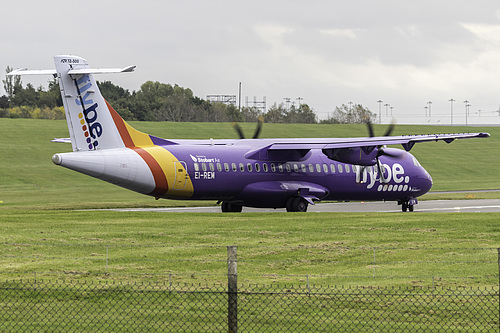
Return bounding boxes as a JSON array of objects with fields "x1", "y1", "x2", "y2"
[
  {"x1": 139, "y1": 146, "x2": 194, "y2": 199},
  {"x1": 125, "y1": 122, "x2": 155, "y2": 147}
]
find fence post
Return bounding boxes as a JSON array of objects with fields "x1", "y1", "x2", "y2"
[
  {"x1": 227, "y1": 246, "x2": 238, "y2": 333},
  {"x1": 497, "y1": 247, "x2": 500, "y2": 328}
]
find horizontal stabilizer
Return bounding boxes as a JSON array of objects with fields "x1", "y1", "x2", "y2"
[
  {"x1": 7, "y1": 69, "x2": 56, "y2": 76},
  {"x1": 51, "y1": 138, "x2": 72, "y2": 143},
  {"x1": 67, "y1": 65, "x2": 136, "y2": 75},
  {"x1": 7, "y1": 65, "x2": 135, "y2": 76}
]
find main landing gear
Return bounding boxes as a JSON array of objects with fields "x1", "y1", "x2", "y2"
[
  {"x1": 286, "y1": 196, "x2": 309, "y2": 212},
  {"x1": 221, "y1": 202, "x2": 243, "y2": 213},
  {"x1": 399, "y1": 199, "x2": 417, "y2": 212}
]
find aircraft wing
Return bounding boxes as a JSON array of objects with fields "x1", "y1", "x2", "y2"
[{"x1": 244, "y1": 132, "x2": 490, "y2": 161}]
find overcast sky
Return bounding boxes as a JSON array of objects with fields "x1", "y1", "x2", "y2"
[{"x1": 2, "y1": 0, "x2": 500, "y2": 125}]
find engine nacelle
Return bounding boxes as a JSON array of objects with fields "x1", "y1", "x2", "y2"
[{"x1": 322, "y1": 147, "x2": 378, "y2": 166}]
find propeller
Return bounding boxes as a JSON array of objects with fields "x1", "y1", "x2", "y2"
[
  {"x1": 365, "y1": 121, "x2": 397, "y2": 183},
  {"x1": 233, "y1": 116, "x2": 263, "y2": 139}
]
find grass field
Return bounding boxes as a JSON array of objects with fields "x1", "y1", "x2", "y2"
[
  {"x1": 0, "y1": 119, "x2": 499, "y2": 288},
  {"x1": 0, "y1": 209, "x2": 499, "y2": 288}
]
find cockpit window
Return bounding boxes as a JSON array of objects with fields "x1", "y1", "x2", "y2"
[{"x1": 412, "y1": 156, "x2": 421, "y2": 167}]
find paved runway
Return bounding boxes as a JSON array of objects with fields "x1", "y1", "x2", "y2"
[{"x1": 110, "y1": 199, "x2": 500, "y2": 213}]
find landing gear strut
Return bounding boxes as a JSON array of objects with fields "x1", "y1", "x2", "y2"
[{"x1": 286, "y1": 196, "x2": 309, "y2": 212}]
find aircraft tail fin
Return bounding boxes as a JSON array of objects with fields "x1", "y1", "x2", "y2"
[
  {"x1": 8, "y1": 55, "x2": 166, "y2": 151},
  {"x1": 54, "y1": 55, "x2": 134, "y2": 151}
]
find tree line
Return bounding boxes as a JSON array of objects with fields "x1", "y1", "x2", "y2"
[{"x1": 1, "y1": 67, "x2": 375, "y2": 124}]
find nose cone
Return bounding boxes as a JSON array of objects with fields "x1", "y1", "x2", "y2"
[
  {"x1": 52, "y1": 154, "x2": 62, "y2": 165},
  {"x1": 417, "y1": 168, "x2": 433, "y2": 195}
]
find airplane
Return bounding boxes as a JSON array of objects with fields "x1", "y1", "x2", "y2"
[{"x1": 8, "y1": 55, "x2": 490, "y2": 212}]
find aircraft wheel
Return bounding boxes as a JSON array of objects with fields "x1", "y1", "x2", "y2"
[
  {"x1": 402, "y1": 202, "x2": 408, "y2": 212},
  {"x1": 221, "y1": 202, "x2": 242, "y2": 213},
  {"x1": 293, "y1": 197, "x2": 308, "y2": 212},
  {"x1": 409, "y1": 204, "x2": 414, "y2": 212}
]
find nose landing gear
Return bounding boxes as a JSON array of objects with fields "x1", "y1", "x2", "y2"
[{"x1": 399, "y1": 198, "x2": 417, "y2": 212}]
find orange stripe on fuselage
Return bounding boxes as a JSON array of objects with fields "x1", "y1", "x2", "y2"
[
  {"x1": 133, "y1": 147, "x2": 169, "y2": 197},
  {"x1": 107, "y1": 100, "x2": 135, "y2": 148},
  {"x1": 106, "y1": 100, "x2": 169, "y2": 197}
]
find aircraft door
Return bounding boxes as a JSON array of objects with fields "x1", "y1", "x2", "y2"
[{"x1": 173, "y1": 161, "x2": 188, "y2": 190}]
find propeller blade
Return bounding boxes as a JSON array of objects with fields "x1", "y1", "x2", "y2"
[
  {"x1": 376, "y1": 158, "x2": 387, "y2": 183},
  {"x1": 232, "y1": 123, "x2": 245, "y2": 139},
  {"x1": 383, "y1": 122, "x2": 395, "y2": 137},
  {"x1": 252, "y1": 117, "x2": 263, "y2": 139},
  {"x1": 366, "y1": 121, "x2": 375, "y2": 138}
]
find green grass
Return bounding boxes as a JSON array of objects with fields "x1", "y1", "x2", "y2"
[{"x1": 0, "y1": 209, "x2": 498, "y2": 288}]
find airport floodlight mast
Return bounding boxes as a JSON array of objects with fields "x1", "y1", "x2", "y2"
[
  {"x1": 377, "y1": 100, "x2": 383, "y2": 124},
  {"x1": 449, "y1": 98, "x2": 455, "y2": 125},
  {"x1": 284, "y1": 97, "x2": 291, "y2": 112}
]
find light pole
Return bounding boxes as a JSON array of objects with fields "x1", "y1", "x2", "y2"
[
  {"x1": 296, "y1": 97, "x2": 303, "y2": 108},
  {"x1": 377, "y1": 100, "x2": 383, "y2": 124},
  {"x1": 463, "y1": 100, "x2": 469, "y2": 126},
  {"x1": 384, "y1": 103, "x2": 390, "y2": 117},
  {"x1": 427, "y1": 101, "x2": 432, "y2": 117},
  {"x1": 449, "y1": 98, "x2": 455, "y2": 125},
  {"x1": 284, "y1": 97, "x2": 291, "y2": 112}
]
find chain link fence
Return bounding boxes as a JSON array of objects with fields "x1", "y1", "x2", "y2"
[{"x1": 0, "y1": 279, "x2": 497, "y2": 332}]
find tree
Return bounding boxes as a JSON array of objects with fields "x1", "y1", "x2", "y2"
[
  {"x1": 0, "y1": 95, "x2": 9, "y2": 109},
  {"x1": 285, "y1": 103, "x2": 317, "y2": 123},
  {"x1": 3, "y1": 66, "x2": 22, "y2": 101},
  {"x1": 11, "y1": 82, "x2": 37, "y2": 106},
  {"x1": 321, "y1": 103, "x2": 375, "y2": 124},
  {"x1": 37, "y1": 79, "x2": 62, "y2": 108},
  {"x1": 264, "y1": 103, "x2": 287, "y2": 123}
]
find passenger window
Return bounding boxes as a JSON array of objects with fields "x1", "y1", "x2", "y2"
[
  {"x1": 202, "y1": 163, "x2": 207, "y2": 172},
  {"x1": 309, "y1": 164, "x2": 314, "y2": 172},
  {"x1": 255, "y1": 163, "x2": 260, "y2": 172},
  {"x1": 239, "y1": 163, "x2": 244, "y2": 172},
  {"x1": 209, "y1": 163, "x2": 215, "y2": 172},
  {"x1": 330, "y1": 164, "x2": 335, "y2": 173},
  {"x1": 271, "y1": 163, "x2": 276, "y2": 172},
  {"x1": 293, "y1": 164, "x2": 299, "y2": 172},
  {"x1": 263, "y1": 163, "x2": 268, "y2": 172},
  {"x1": 224, "y1": 163, "x2": 230, "y2": 172},
  {"x1": 345, "y1": 164, "x2": 350, "y2": 173},
  {"x1": 247, "y1": 163, "x2": 252, "y2": 172},
  {"x1": 194, "y1": 163, "x2": 199, "y2": 172},
  {"x1": 323, "y1": 164, "x2": 328, "y2": 173},
  {"x1": 286, "y1": 164, "x2": 291, "y2": 172},
  {"x1": 316, "y1": 164, "x2": 321, "y2": 173},
  {"x1": 301, "y1": 164, "x2": 306, "y2": 172},
  {"x1": 232, "y1": 163, "x2": 237, "y2": 172},
  {"x1": 338, "y1": 164, "x2": 343, "y2": 173},
  {"x1": 278, "y1": 164, "x2": 284, "y2": 172}
]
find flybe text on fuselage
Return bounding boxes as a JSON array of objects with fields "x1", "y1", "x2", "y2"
[
  {"x1": 74, "y1": 75, "x2": 102, "y2": 150},
  {"x1": 356, "y1": 162, "x2": 410, "y2": 189}
]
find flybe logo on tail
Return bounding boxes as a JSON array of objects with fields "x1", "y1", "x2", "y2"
[{"x1": 74, "y1": 75, "x2": 103, "y2": 150}]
